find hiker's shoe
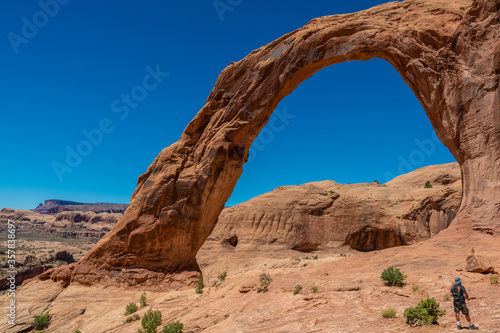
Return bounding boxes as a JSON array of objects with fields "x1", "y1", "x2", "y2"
[
  {"x1": 469, "y1": 324, "x2": 479, "y2": 330},
  {"x1": 457, "y1": 324, "x2": 462, "y2": 329}
]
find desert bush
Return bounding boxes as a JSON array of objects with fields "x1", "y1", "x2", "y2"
[
  {"x1": 303, "y1": 263, "x2": 308, "y2": 267},
  {"x1": 74, "y1": 331, "x2": 81, "y2": 333},
  {"x1": 381, "y1": 308, "x2": 397, "y2": 318},
  {"x1": 313, "y1": 255, "x2": 318, "y2": 260},
  {"x1": 259, "y1": 273, "x2": 272, "y2": 286},
  {"x1": 312, "y1": 286, "x2": 318, "y2": 293},
  {"x1": 404, "y1": 298, "x2": 445, "y2": 326},
  {"x1": 140, "y1": 292, "x2": 147, "y2": 307},
  {"x1": 412, "y1": 286, "x2": 419, "y2": 292},
  {"x1": 218, "y1": 271, "x2": 227, "y2": 282},
  {"x1": 162, "y1": 321, "x2": 184, "y2": 333},
  {"x1": 381, "y1": 266, "x2": 406, "y2": 286},
  {"x1": 490, "y1": 275, "x2": 498, "y2": 284},
  {"x1": 138, "y1": 308, "x2": 163, "y2": 333},
  {"x1": 293, "y1": 284, "x2": 302, "y2": 295},
  {"x1": 195, "y1": 274, "x2": 204, "y2": 294},
  {"x1": 126, "y1": 314, "x2": 140, "y2": 323},
  {"x1": 424, "y1": 181, "x2": 432, "y2": 188},
  {"x1": 125, "y1": 302, "x2": 138, "y2": 315},
  {"x1": 33, "y1": 314, "x2": 51, "y2": 330}
]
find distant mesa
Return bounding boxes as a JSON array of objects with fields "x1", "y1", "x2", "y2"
[{"x1": 33, "y1": 199, "x2": 128, "y2": 214}]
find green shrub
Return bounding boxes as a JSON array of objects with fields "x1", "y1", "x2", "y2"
[
  {"x1": 195, "y1": 274, "x2": 204, "y2": 294},
  {"x1": 381, "y1": 266, "x2": 407, "y2": 286},
  {"x1": 459, "y1": 6, "x2": 465, "y2": 10},
  {"x1": 424, "y1": 181, "x2": 432, "y2": 188},
  {"x1": 218, "y1": 271, "x2": 227, "y2": 282},
  {"x1": 313, "y1": 255, "x2": 318, "y2": 260},
  {"x1": 381, "y1": 308, "x2": 397, "y2": 318},
  {"x1": 74, "y1": 331, "x2": 81, "y2": 333},
  {"x1": 140, "y1": 292, "x2": 147, "y2": 307},
  {"x1": 404, "y1": 298, "x2": 445, "y2": 326},
  {"x1": 324, "y1": 273, "x2": 329, "y2": 276},
  {"x1": 303, "y1": 263, "x2": 308, "y2": 267},
  {"x1": 138, "y1": 308, "x2": 163, "y2": 333},
  {"x1": 490, "y1": 275, "x2": 498, "y2": 284},
  {"x1": 312, "y1": 286, "x2": 318, "y2": 293},
  {"x1": 125, "y1": 302, "x2": 138, "y2": 315},
  {"x1": 162, "y1": 321, "x2": 184, "y2": 333},
  {"x1": 443, "y1": 294, "x2": 451, "y2": 301},
  {"x1": 412, "y1": 286, "x2": 419, "y2": 292},
  {"x1": 293, "y1": 284, "x2": 302, "y2": 295},
  {"x1": 33, "y1": 314, "x2": 51, "y2": 330}
]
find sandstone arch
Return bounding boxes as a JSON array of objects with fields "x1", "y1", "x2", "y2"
[{"x1": 49, "y1": 0, "x2": 499, "y2": 286}]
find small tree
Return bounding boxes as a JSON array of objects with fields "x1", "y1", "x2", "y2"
[
  {"x1": 140, "y1": 292, "x2": 147, "y2": 307},
  {"x1": 404, "y1": 298, "x2": 445, "y2": 326},
  {"x1": 381, "y1": 266, "x2": 406, "y2": 286},
  {"x1": 138, "y1": 308, "x2": 163, "y2": 333},
  {"x1": 424, "y1": 181, "x2": 432, "y2": 188}
]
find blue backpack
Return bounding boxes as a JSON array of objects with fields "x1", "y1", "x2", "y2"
[{"x1": 451, "y1": 284, "x2": 462, "y2": 302}]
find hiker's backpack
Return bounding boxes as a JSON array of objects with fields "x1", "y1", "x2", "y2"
[{"x1": 451, "y1": 284, "x2": 462, "y2": 302}]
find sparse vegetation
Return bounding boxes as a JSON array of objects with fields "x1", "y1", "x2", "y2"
[
  {"x1": 260, "y1": 272, "x2": 272, "y2": 286},
  {"x1": 374, "y1": 180, "x2": 381, "y2": 185},
  {"x1": 490, "y1": 275, "x2": 498, "y2": 284},
  {"x1": 196, "y1": 274, "x2": 204, "y2": 294},
  {"x1": 396, "y1": 216, "x2": 401, "y2": 219},
  {"x1": 74, "y1": 331, "x2": 81, "y2": 333},
  {"x1": 381, "y1": 266, "x2": 407, "y2": 286},
  {"x1": 313, "y1": 255, "x2": 318, "y2": 260},
  {"x1": 162, "y1": 321, "x2": 184, "y2": 333},
  {"x1": 381, "y1": 308, "x2": 397, "y2": 318},
  {"x1": 424, "y1": 180, "x2": 432, "y2": 188},
  {"x1": 33, "y1": 314, "x2": 51, "y2": 330},
  {"x1": 305, "y1": 256, "x2": 309, "y2": 260},
  {"x1": 125, "y1": 302, "x2": 138, "y2": 315},
  {"x1": 404, "y1": 298, "x2": 445, "y2": 326},
  {"x1": 412, "y1": 286, "x2": 419, "y2": 292},
  {"x1": 443, "y1": 294, "x2": 451, "y2": 301},
  {"x1": 293, "y1": 284, "x2": 302, "y2": 295},
  {"x1": 303, "y1": 263, "x2": 308, "y2": 267},
  {"x1": 140, "y1": 292, "x2": 147, "y2": 307},
  {"x1": 138, "y1": 308, "x2": 163, "y2": 333},
  {"x1": 218, "y1": 271, "x2": 227, "y2": 282},
  {"x1": 312, "y1": 286, "x2": 318, "y2": 293},
  {"x1": 339, "y1": 253, "x2": 347, "y2": 257},
  {"x1": 126, "y1": 314, "x2": 140, "y2": 323},
  {"x1": 324, "y1": 273, "x2": 329, "y2": 276},
  {"x1": 459, "y1": 6, "x2": 465, "y2": 10}
]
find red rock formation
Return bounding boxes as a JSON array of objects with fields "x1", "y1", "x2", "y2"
[
  {"x1": 50, "y1": 0, "x2": 499, "y2": 286},
  {"x1": 209, "y1": 163, "x2": 461, "y2": 252}
]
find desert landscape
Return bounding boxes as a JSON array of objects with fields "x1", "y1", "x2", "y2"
[{"x1": 1, "y1": 0, "x2": 499, "y2": 331}]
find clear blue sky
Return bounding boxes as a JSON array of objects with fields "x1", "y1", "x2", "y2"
[{"x1": 0, "y1": 0, "x2": 456, "y2": 210}]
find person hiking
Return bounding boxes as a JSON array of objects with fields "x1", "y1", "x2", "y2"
[
  {"x1": 2, "y1": 282, "x2": 7, "y2": 295},
  {"x1": 451, "y1": 277, "x2": 477, "y2": 330}
]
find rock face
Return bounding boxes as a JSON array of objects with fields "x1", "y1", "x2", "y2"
[
  {"x1": 209, "y1": 163, "x2": 462, "y2": 252},
  {"x1": 50, "y1": 0, "x2": 499, "y2": 286}
]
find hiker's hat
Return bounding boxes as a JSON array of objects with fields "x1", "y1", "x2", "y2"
[{"x1": 455, "y1": 277, "x2": 462, "y2": 284}]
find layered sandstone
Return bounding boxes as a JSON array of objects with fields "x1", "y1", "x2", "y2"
[
  {"x1": 210, "y1": 163, "x2": 462, "y2": 252},
  {"x1": 48, "y1": 0, "x2": 499, "y2": 286}
]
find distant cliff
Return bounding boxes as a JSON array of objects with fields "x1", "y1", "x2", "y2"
[{"x1": 33, "y1": 199, "x2": 128, "y2": 214}]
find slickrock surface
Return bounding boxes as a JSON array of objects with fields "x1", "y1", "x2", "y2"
[{"x1": 210, "y1": 163, "x2": 462, "y2": 252}]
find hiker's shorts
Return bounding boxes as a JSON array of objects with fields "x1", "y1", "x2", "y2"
[{"x1": 454, "y1": 301, "x2": 469, "y2": 315}]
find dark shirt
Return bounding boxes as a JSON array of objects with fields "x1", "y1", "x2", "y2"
[{"x1": 452, "y1": 283, "x2": 468, "y2": 303}]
